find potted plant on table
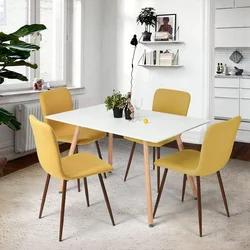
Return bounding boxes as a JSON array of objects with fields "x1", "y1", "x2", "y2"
[
  {"x1": 0, "y1": 24, "x2": 46, "y2": 176},
  {"x1": 137, "y1": 7, "x2": 156, "y2": 41},
  {"x1": 104, "y1": 90, "x2": 127, "y2": 118}
]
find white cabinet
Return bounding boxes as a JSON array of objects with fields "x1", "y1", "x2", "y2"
[
  {"x1": 214, "y1": 97, "x2": 239, "y2": 118},
  {"x1": 240, "y1": 79, "x2": 250, "y2": 120},
  {"x1": 215, "y1": 8, "x2": 250, "y2": 28},
  {"x1": 215, "y1": 0, "x2": 234, "y2": 9},
  {"x1": 215, "y1": 28, "x2": 250, "y2": 47},
  {"x1": 214, "y1": 78, "x2": 239, "y2": 88},
  {"x1": 235, "y1": 0, "x2": 250, "y2": 8}
]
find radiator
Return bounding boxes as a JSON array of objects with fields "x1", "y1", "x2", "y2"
[{"x1": 15, "y1": 97, "x2": 79, "y2": 153}]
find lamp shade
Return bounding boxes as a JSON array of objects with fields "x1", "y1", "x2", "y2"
[{"x1": 130, "y1": 35, "x2": 138, "y2": 46}]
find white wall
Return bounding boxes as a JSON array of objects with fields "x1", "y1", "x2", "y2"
[{"x1": 101, "y1": 0, "x2": 212, "y2": 143}]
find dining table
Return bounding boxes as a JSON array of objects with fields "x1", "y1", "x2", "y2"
[{"x1": 46, "y1": 104, "x2": 210, "y2": 227}]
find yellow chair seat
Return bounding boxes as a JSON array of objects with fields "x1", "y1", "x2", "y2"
[
  {"x1": 124, "y1": 136, "x2": 177, "y2": 147},
  {"x1": 55, "y1": 125, "x2": 106, "y2": 145},
  {"x1": 154, "y1": 149, "x2": 200, "y2": 176},
  {"x1": 61, "y1": 153, "x2": 113, "y2": 180}
]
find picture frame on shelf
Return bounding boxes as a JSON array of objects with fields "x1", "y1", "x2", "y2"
[{"x1": 155, "y1": 14, "x2": 177, "y2": 41}]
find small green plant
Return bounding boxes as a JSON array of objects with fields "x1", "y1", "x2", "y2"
[
  {"x1": 137, "y1": 7, "x2": 156, "y2": 32},
  {"x1": 104, "y1": 90, "x2": 127, "y2": 110}
]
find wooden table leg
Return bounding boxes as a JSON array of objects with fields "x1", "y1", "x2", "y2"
[
  {"x1": 108, "y1": 133, "x2": 113, "y2": 173},
  {"x1": 143, "y1": 141, "x2": 154, "y2": 227},
  {"x1": 59, "y1": 126, "x2": 80, "y2": 193},
  {"x1": 176, "y1": 135, "x2": 197, "y2": 198}
]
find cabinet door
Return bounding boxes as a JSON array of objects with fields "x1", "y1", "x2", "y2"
[
  {"x1": 216, "y1": 0, "x2": 234, "y2": 9},
  {"x1": 235, "y1": 0, "x2": 250, "y2": 7},
  {"x1": 215, "y1": 28, "x2": 250, "y2": 47},
  {"x1": 215, "y1": 8, "x2": 250, "y2": 28},
  {"x1": 215, "y1": 88, "x2": 239, "y2": 98},
  {"x1": 240, "y1": 79, "x2": 250, "y2": 89},
  {"x1": 215, "y1": 78, "x2": 239, "y2": 88},
  {"x1": 240, "y1": 99, "x2": 250, "y2": 120},
  {"x1": 214, "y1": 97, "x2": 239, "y2": 118}
]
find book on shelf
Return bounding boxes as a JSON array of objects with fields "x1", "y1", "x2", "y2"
[{"x1": 140, "y1": 49, "x2": 179, "y2": 66}]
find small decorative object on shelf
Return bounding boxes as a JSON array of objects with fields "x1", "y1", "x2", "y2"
[
  {"x1": 104, "y1": 90, "x2": 127, "y2": 118},
  {"x1": 33, "y1": 78, "x2": 44, "y2": 90},
  {"x1": 124, "y1": 92, "x2": 134, "y2": 120},
  {"x1": 137, "y1": 7, "x2": 156, "y2": 41}
]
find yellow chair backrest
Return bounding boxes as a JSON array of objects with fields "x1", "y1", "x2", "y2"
[
  {"x1": 198, "y1": 116, "x2": 241, "y2": 176},
  {"x1": 152, "y1": 88, "x2": 191, "y2": 116},
  {"x1": 29, "y1": 115, "x2": 65, "y2": 179},
  {"x1": 40, "y1": 88, "x2": 73, "y2": 130}
]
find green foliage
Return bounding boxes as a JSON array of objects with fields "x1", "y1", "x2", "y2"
[
  {"x1": 0, "y1": 108, "x2": 21, "y2": 131},
  {"x1": 0, "y1": 24, "x2": 46, "y2": 131},
  {"x1": 0, "y1": 24, "x2": 46, "y2": 83},
  {"x1": 104, "y1": 90, "x2": 127, "y2": 110},
  {"x1": 136, "y1": 7, "x2": 156, "y2": 32}
]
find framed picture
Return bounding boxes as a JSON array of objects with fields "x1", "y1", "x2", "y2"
[{"x1": 155, "y1": 14, "x2": 177, "y2": 41}]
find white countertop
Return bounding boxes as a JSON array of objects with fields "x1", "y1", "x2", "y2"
[{"x1": 215, "y1": 74, "x2": 250, "y2": 79}]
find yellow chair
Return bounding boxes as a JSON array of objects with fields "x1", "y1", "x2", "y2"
[
  {"x1": 40, "y1": 88, "x2": 107, "y2": 205},
  {"x1": 29, "y1": 115, "x2": 115, "y2": 241},
  {"x1": 153, "y1": 116, "x2": 241, "y2": 237},
  {"x1": 124, "y1": 88, "x2": 192, "y2": 192}
]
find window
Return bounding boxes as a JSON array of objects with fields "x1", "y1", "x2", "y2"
[{"x1": 0, "y1": 0, "x2": 68, "y2": 90}]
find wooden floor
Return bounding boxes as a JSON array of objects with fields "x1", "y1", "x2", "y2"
[{"x1": 2, "y1": 140, "x2": 250, "y2": 177}]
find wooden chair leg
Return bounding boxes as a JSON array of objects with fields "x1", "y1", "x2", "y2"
[
  {"x1": 153, "y1": 168, "x2": 168, "y2": 218},
  {"x1": 59, "y1": 180, "x2": 67, "y2": 242},
  {"x1": 39, "y1": 174, "x2": 51, "y2": 219},
  {"x1": 95, "y1": 141, "x2": 103, "y2": 159},
  {"x1": 75, "y1": 146, "x2": 81, "y2": 191},
  {"x1": 124, "y1": 142, "x2": 136, "y2": 181},
  {"x1": 157, "y1": 148, "x2": 161, "y2": 192},
  {"x1": 196, "y1": 176, "x2": 202, "y2": 237},
  {"x1": 182, "y1": 174, "x2": 187, "y2": 202},
  {"x1": 153, "y1": 147, "x2": 156, "y2": 170},
  {"x1": 98, "y1": 174, "x2": 115, "y2": 226},
  {"x1": 217, "y1": 171, "x2": 230, "y2": 217},
  {"x1": 95, "y1": 141, "x2": 106, "y2": 179},
  {"x1": 84, "y1": 178, "x2": 90, "y2": 207},
  {"x1": 77, "y1": 179, "x2": 81, "y2": 192}
]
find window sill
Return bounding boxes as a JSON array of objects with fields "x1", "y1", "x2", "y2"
[{"x1": 0, "y1": 86, "x2": 85, "y2": 97}]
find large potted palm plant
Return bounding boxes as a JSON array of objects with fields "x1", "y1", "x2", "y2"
[{"x1": 0, "y1": 24, "x2": 46, "y2": 176}]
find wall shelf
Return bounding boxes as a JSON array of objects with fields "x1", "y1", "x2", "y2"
[
  {"x1": 140, "y1": 40, "x2": 184, "y2": 45},
  {"x1": 138, "y1": 64, "x2": 183, "y2": 68}
]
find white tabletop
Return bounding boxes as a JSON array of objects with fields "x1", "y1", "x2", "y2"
[{"x1": 46, "y1": 104, "x2": 210, "y2": 143}]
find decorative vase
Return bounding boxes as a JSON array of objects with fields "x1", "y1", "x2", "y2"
[
  {"x1": 142, "y1": 31, "x2": 152, "y2": 41},
  {"x1": 113, "y1": 108, "x2": 123, "y2": 118}
]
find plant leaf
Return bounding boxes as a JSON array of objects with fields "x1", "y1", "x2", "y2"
[
  {"x1": 0, "y1": 108, "x2": 21, "y2": 131},
  {"x1": 0, "y1": 60, "x2": 38, "y2": 69},
  {"x1": 0, "y1": 77, "x2": 4, "y2": 84},
  {"x1": 11, "y1": 24, "x2": 47, "y2": 38},
  {"x1": 0, "y1": 70, "x2": 28, "y2": 81},
  {"x1": 2, "y1": 43, "x2": 40, "y2": 51},
  {"x1": 0, "y1": 32, "x2": 18, "y2": 43}
]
